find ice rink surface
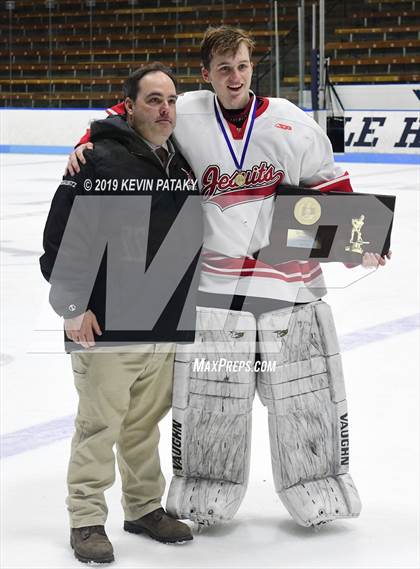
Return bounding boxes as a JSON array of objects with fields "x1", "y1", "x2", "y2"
[{"x1": 1, "y1": 154, "x2": 419, "y2": 568}]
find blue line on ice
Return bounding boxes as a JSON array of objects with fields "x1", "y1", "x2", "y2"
[
  {"x1": 1, "y1": 415, "x2": 75, "y2": 460},
  {"x1": 339, "y1": 312, "x2": 419, "y2": 351},
  {"x1": 1, "y1": 312, "x2": 419, "y2": 459},
  {"x1": 1, "y1": 146, "x2": 419, "y2": 164}
]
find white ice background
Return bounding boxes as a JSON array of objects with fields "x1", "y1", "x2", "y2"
[{"x1": 1, "y1": 154, "x2": 419, "y2": 568}]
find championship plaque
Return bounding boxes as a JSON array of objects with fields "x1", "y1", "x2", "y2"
[{"x1": 257, "y1": 186, "x2": 395, "y2": 265}]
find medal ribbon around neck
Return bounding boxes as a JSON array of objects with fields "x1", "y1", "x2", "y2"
[{"x1": 213, "y1": 93, "x2": 257, "y2": 176}]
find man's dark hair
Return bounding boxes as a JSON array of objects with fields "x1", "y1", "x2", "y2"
[{"x1": 123, "y1": 63, "x2": 177, "y2": 100}]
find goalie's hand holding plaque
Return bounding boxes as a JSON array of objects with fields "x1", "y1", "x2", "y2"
[
  {"x1": 361, "y1": 250, "x2": 392, "y2": 269},
  {"x1": 258, "y1": 187, "x2": 395, "y2": 266}
]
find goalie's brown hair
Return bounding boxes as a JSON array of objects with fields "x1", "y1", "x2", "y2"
[{"x1": 200, "y1": 26, "x2": 255, "y2": 70}]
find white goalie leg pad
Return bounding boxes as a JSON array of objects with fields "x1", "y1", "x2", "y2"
[
  {"x1": 167, "y1": 306, "x2": 256, "y2": 526},
  {"x1": 257, "y1": 300, "x2": 361, "y2": 527}
]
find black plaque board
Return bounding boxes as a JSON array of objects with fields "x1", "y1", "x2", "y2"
[{"x1": 256, "y1": 186, "x2": 395, "y2": 265}]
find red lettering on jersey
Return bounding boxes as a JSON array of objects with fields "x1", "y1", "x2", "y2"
[
  {"x1": 275, "y1": 123, "x2": 292, "y2": 131},
  {"x1": 202, "y1": 161, "x2": 285, "y2": 211}
]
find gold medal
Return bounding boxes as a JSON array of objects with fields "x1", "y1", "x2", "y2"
[
  {"x1": 294, "y1": 197, "x2": 322, "y2": 225},
  {"x1": 235, "y1": 172, "x2": 246, "y2": 187}
]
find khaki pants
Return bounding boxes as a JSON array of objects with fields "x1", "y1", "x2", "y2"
[{"x1": 67, "y1": 344, "x2": 174, "y2": 528}]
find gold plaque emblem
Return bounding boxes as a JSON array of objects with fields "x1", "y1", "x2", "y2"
[
  {"x1": 294, "y1": 197, "x2": 322, "y2": 225},
  {"x1": 345, "y1": 214, "x2": 370, "y2": 254},
  {"x1": 235, "y1": 172, "x2": 246, "y2": 187}
]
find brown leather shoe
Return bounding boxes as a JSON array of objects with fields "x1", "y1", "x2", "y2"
[
  {"x1": 124, "y1": 508, "x2": 193, "y2": 543},
  {"x1": 70, "y1": 525, "x2": 114, "y2": 564}
]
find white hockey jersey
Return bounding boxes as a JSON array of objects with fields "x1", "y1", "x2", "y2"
[{"x1": 173, "y1": 90, "x2": 352, "y2": 303}]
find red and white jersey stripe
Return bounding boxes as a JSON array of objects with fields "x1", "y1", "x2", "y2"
[
  {"x1": 311, "y1": 172, "x2": 352, "y2": 193},
  {"x1": 106, "y1": 102, "x2": 124, "y2": 116},
  {"x1": 200, "y1": 252, "x2": 325, "y2": 302}
]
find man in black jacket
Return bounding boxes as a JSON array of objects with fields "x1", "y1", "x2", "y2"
[{"x1": 40, "y1": 64, "x2": 202, "y2": 564}]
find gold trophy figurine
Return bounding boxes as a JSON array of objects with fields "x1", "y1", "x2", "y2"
[{"x1": 345, "y1": 214, "x2": 370, "y2": 254}]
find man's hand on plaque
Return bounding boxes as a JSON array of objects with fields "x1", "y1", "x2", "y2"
[
  {"x1": 65, "y1": 142, "x2": 93, "y2": 176},
  {"x1": 362, "y1": 250, "x2": 392, "y2": 269}
]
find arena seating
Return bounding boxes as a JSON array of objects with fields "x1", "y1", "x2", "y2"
[
  {"x1": 1, "y1": 0, "x2": 419, "y2": 107},
  {"x1": 1, "y1": 0, "x2": 292, "y2": 106},
  {"x1": 325, "y1": 0, "x2": 419, "y2": 85}
]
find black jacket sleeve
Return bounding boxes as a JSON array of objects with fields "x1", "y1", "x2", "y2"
[{"x1": 39, "y1": 155, "x2": 100, "y2": 318}]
